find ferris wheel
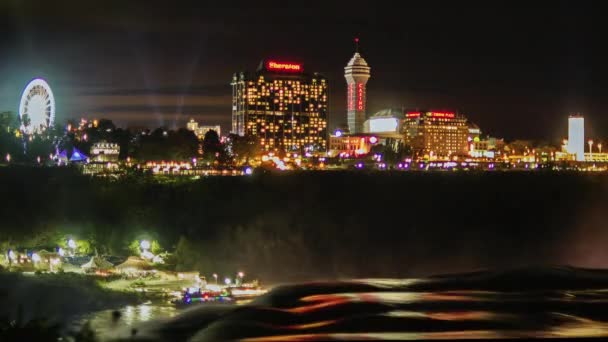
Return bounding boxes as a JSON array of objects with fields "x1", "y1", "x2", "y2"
[{"x1": 19, "y1": 78, "x2": 55, "y2": 134}]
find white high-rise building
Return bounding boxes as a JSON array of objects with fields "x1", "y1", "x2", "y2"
[
  {"x1": 344, "y1": 39, "x2": 371, "y2": 134},
  {"x1": 567, "y1": 115, "x2": 585, "y2": 161}
]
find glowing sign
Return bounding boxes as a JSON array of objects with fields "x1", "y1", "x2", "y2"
[
  {"x1": 266, "y1": 61, "x2": 303, "y2": 72},
  {"x1": 369, "y1": 118, "x2": 398, "y2": 133},
  {"x1": 428, "y1": 112, "x2": 455, "y2": 118},
  {"x1": 357, "y1": 83, "x2": 364, "y2": 111},
  {"x1": 406, "y1": 112, "x2": 421, "y2": 118},
  {"x1": 369, "y1": 136, "x2": 378, "y2": 144}
]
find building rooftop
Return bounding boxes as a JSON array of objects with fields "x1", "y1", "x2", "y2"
[
  {"x1": 346, "y1": 52, "x2": 370, "y2": 68},
  {"x1": 369, "y1": 108, "x2": 403, "y2": 119}
]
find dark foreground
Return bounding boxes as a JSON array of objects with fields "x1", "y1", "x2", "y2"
[{"x1": 106, "y1": 266, "x2": 608, "y2": 341}]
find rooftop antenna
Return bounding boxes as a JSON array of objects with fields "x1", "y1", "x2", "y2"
[{"x1": 354, "y1": 37, "x2": 360, "y2": 53}]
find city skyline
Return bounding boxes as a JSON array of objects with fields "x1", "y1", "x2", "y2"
[{"x1": 1, "y1": 1, "x2": 607, "y2": 141}]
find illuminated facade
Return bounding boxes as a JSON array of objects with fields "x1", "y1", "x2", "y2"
[
  {"x1": 344, "y1": 41, "x2": 371, "y2": 134},
  {"x1": 403, "y1": 111, "x2": 470, "y2": 158},
  {"x1": 231, "y1": 60, "x2": 328, "y2": 153},
  {"x1": 363, "y1": 108, "x2": 402, "y2": 134},
  {"x1": 90, "y1": 141, "x2": 120, "y2": 162},
  {"x1": 567, "y1": 115, "x2": 585, "y2": 161},
  {"x1": 186, "y1": 119, "x2": 221, "y2": 140},
  {"x1": 328, "y1": 134, "x2": 379, "y2": 157}
]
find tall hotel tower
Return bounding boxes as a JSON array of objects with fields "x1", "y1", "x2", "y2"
[
  {"x1": 344, "y1": 38, "x2": 371, "y2": 134},
  {"x1": 231, "y1": 60, "x2": 328, "y2": 153}
]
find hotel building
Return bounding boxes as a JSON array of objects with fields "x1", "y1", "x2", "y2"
[
  {"x1": 403, "y1": 111, "x2": 470, "y2": 158},
  {"x1": 231, "y1": 60, "x2": 328, "y2": 153}
]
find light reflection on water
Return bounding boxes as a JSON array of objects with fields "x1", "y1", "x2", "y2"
[
  {"x1": 73, "y1": 270, "x2": 608, "y2": 340},
  {"x1": 76, "y1": 302, "x2": 178, "y2": 339}
]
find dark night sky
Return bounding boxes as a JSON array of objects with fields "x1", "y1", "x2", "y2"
[{"x1": 1, "y1": 0, "x2": 606, "y2": 141}]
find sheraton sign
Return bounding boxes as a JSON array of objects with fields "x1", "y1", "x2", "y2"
[{"x1": 266, "y1": 61, "x2": 303, "y2": 73}]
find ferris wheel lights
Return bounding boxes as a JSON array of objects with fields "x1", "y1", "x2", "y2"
[{"x1": 19, "y1": 78, "x2": 55, "y2": 135}]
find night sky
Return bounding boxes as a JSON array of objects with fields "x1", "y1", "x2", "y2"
[{"x1": 0, "y1": 0, "x2": 605, "y2": 141}]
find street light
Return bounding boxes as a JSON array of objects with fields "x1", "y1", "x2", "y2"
[
  {"x1": 224, "y1": 277, "x2": 231, "y2": 285},
  {"x1": 68, "y1": 238, "x2": 77, "y2": 255},
  {"x1": 32, "y1": 253, "x2": 41, "y2": 263},
  {"x1": 598, "y1": 143, "x2": 603, "y2": 154},
  {"x1": 140, "y1": 240, "x2": 151, "y2": 251},
  {"x1": 588, "y1": 140, "x2": 594, "y2": 154}
]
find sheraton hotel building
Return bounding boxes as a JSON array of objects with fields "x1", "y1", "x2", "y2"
[{"x1": 231, "y1": 60, "x2": 328, "y2": 153}]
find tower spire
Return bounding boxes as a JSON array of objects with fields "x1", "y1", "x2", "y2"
[{"x1": 354, "y1": 37, "x2": 360, "y2": 53}]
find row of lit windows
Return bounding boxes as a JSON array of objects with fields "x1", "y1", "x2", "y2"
[
  {"x1": 251, "y1": 118, "x2": 327, "y2": 124},
  {"x1": 250, "y1": 78, "x2": 326, "y2": 85},
  {"x1": 244, "y1": 91, "x2": 326, "y2": 98},
  {"x1": 260, "y1": 138, "x2": 327, "y2": 145}
]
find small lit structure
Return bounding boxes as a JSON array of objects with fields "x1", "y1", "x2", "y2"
[
  {"x1": 186, "y1": 119, "x2": 221, "y2": 140},
  {"x1": 585, "y1": 152, "x2": 608, "y2": 162},
  {"x1": 69, "y1": 148, "x2": 88, "y2": 163},
  {"x1": 36, "y1": 250, "x2": 63, "y2": 271},
  {"x1": 81, "y1": 256, "x2": 114, "y2": 273},
  {"x1": 470, "y1": 137, "x2": 504, "y2": 159},
  {"x1": 115, "y1": 256, "x2": 154, "y2": 275},
  {"x1": 90, "y1": 141, "x2": 120, "y2": 162},
  {"x1": 177, "y1": 271, "x2": 200, "y2": 281},
  {"x1": 328, "y1": 133, "x2": 380, "y2": 157}
]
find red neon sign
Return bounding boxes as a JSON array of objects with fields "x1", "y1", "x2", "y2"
[
  {"x1": 428, "y1": 112, "x2": 455, "y2": 118},
  {"x1": 266, "y1": 61, "x2": 303, "y2": 72},
  {"x1": 357, "y1": 83, "x2": 364, "y2": 111},
  {"x1": 406, "y1": 112, "x2": 421, "y2": 118}
]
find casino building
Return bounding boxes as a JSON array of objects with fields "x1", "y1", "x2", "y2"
[
  {"x1": 231, "y1": 60, "x2": 328, "y2": 153},
  {"x1": 344, "y1": 41, "x2": 371, "y2": 134},
  {"x1": 403, "y1": 110, "x2": 470, "y2": 158}
]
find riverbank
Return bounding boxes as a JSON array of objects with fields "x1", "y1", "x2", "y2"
[{"x1": 0, "y1": 272, "x2": 140, "y2": 325}]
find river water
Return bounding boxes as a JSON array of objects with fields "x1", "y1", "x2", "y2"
[
  {"x1": 73, "y1": 302, "x2": 179, "y2": 340},
  {"x1": 70, "y1": 267, "x2": 608, "y2": 340}
]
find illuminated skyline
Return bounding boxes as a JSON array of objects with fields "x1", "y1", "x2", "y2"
[{"x1": 0, "y1": 1, "x2": 607, "y2": 141}]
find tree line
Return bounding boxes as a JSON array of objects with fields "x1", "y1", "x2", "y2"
[
  {"x1": 2, "y1": 167, "x2": 607, "y2": 282},
  {"x1": 0, "y1": 111, "x2": 260, "y2": 165}
]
